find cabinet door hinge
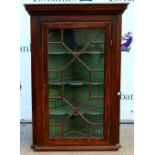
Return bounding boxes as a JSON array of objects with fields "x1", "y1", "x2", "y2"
[
  {"x1": 110, "y1": 40, "x2": 112, "y2": 46},
  {"x1": 108, "y1": 121, "x2": 112, "y2": 140}
]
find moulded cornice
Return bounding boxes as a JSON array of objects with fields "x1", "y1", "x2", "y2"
[{"x1": 24, "y1": 4, "x2": 128, "y2": 16}]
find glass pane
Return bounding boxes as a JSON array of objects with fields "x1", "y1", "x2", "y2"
[
  {"x1": 48, "y1": 29, "x2": 61, "y2": 42},
  {"x1": 91, "y1": 72, "x2": 104, "y2": 98},
  {"x1": 48, "y1": 28, "x2": 105, "y2": 138}
]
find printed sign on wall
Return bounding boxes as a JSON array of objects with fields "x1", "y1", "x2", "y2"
[{"x1": 20, "y1": 0, "x2": 134, "y2": 122}]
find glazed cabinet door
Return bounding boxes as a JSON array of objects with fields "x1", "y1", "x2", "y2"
[{"x1": 42, "y1": 22, "x2": 112, "y2": 147}]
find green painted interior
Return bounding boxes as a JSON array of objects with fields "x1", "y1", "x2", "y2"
[{"x1": 48, "y1": 29, "x2": 105, "y2": 138}]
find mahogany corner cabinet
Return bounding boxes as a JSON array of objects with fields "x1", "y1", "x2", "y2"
[{"x1": 24, "y1": 3, "x2": 128, "y2": 151}]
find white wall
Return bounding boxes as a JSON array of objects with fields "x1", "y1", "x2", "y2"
[
  {"x1": 121, "y1": 2, "x2": 134, "y2": 121},
  {"x1": 20, "y1": 0, "x2": 134, "y2": 122}
]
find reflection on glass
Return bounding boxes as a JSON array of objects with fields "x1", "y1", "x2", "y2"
[{"x1": 48, "y1": 29, "x2": 105, "y2": 138}]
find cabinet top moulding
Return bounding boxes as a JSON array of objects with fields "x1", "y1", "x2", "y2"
[{"x1": 24, "y1": 3, "x2": 128, "y2": 16}]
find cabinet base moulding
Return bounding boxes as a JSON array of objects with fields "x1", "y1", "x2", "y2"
[{"x1": 31, "y1": 144, "x2": 121, "y2": 151}]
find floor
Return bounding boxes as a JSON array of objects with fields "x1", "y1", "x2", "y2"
[{"x1": 20, "y1": 124, "x2": 134, "y2": 155}]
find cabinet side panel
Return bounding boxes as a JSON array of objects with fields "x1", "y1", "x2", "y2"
[
  {"x1": 31, "y1": 16, "x2": 43, "y2": 145},
  {"x1": 110, "y1": 15, "x2": 122, "y2": 145}
]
